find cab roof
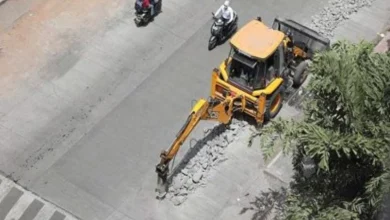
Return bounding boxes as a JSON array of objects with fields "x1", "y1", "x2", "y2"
[{"x1": 230, "y1": 20, "x2": 285, "y2": 60}]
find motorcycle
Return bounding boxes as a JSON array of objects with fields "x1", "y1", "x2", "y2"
[
  {"x1": 134, "y1": 0, "x2": 162, "y2": 27},
  {"x1": 208, "y1": 12, "x2": 238, "y2": 50}
]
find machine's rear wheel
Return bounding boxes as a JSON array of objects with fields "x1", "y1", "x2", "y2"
[
  {"x1": 292, "y1": 61, "x2": 309, "y2": 88},
  {"x1": 264, "y1": 86, "x2": 284, "y2": 121}
]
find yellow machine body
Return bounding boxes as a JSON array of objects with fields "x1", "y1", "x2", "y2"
[{"x1": 156, "y1": 17, "x2": 331, "y2": 195}]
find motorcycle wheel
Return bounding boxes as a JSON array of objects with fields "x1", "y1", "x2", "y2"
[
  {"x1": 157, "y1": 1, "x2": 162, "y2": 12},
  {"x1": 134, "y1": 18, "x2": 141, "y2": 27},
  {"x1": 208, "y1": 36, "x2": 217, "y2": 51}
]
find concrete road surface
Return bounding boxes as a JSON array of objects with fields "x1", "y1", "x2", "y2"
[
  {"x1": 0, "y1": 175, "x2": 78, "y2": 220},
  {"x1": 0, "y1": 0, "x2": 334, "y2": 219}
]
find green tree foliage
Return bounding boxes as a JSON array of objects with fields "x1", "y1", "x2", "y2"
[{"x1": 254, "y1": 40, "x2": 390, "y2": 219}]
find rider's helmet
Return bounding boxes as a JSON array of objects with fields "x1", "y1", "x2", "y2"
[{"x1": 223, "y1": 1, "x2": 229, "y2": 10}]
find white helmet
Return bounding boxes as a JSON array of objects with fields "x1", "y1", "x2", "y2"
[{"x1": 223, "y1": 0, "x2": 229, "y2": 8}]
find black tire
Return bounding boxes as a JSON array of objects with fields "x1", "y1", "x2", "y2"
[
  {"x1": 264, "y1": 86, "x2": 284, "y2": 121},
  {"x1": 156, "y1": 1, "x2": 162, "y2": 13},
  {"x1": 292, "y1": 61, "x2": 309, "y2": 88},
  {"x1": 210, "y1": 24, "x2": 215, "y2": 35},
  {"x1": 134, "y1": 18, "x2": 141, "y2": 27},
  {"x1": 208, "y1": 36, "x2": 217, "y2": 51}
]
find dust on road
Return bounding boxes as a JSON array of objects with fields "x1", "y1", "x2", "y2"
[{"x1": 0, "y1": 0, "x2": 126, "y2": 93}]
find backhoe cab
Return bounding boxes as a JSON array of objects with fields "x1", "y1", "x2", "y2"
[
  {"x1": 155, "y1": 17, "x2": 330, "y2": 195},
  {"x1": 212, "y1": 16, "x2": 330, "y2": 122}
]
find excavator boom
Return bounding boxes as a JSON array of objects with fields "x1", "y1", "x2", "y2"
[{"x1": 155, "y1": 95, "x2": 243, "y2": 195}]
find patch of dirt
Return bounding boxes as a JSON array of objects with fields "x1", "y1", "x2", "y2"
[{"x1": 0, "y1": 0, "x2": 128, "y2": 93}]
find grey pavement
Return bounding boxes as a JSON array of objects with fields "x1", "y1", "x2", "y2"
[
  {"x1": 0, "y1": 174, "x2": 78, "y2": 220},
  {"x1": 0, "y1": 0, "x2": 389, "y2": 220},
  {"x1": 0, "y1": 0, "x2": 331, "y2": 219},
  {"x1": 374, "y1": 29, "x2": 390, "y2": 53},
  {"x1": 211, "y1": 128, "x2": 290, "y2": 220},
  {"x1": 0, "y1": 0, "x2": 46, "y2": 32},
  {"x1": 332, "y1": 0, "x2": 390, "y2": 43}
]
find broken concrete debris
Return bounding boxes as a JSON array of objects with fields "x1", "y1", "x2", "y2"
[
  {"x1": 192, "y1": 171, "x2": 203, "y2": 183},
  {"x1": 171, "y1": 195, "x2": 187, "y2": 206},
  {"x1": 167, "y1": 119, "x2": 248, "y2": 206},
  {"x1": 307, "y1": 0, "x2": 375, "y2": 37}
]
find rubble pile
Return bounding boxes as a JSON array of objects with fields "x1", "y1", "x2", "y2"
[
  {"x1": 167, "y1": 119, "x2": 248, "y2": 206},
  {"x1": 308, "y1": 0, "x2": 375, "y2": 37}
]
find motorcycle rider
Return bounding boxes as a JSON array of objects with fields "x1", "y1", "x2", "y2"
[
  {"x1": 149, "y1": 0, "x2": 155, "y2": 16},
  {"x1": 213, "y1": 0, "x2": 234, "y2": 31},
  {"x1": 135, "y1": 0, "x2": 154, "y2": 16}
]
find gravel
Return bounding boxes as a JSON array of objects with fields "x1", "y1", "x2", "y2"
[
  {"x1": 171, "y1": 196, "x2": 187, "y2": 206},
  {"x1": 166, "y1": 119, "x2": 248, "y2": 206},
  {"x1": 306, "y1": 0, "x2": 375, "y2": 38},
  {"x1": 192, "y1": 171, "x2": 203, "y2": 183}
]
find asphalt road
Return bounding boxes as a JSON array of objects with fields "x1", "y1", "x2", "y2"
[{"x1": 0, "y1": 0, "x2": 330, "y2": 219}]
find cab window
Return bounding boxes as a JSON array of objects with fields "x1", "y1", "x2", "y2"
[
  {"x1": 227, "y1": 53, "x2": 259, "y2": 90},
  {"x1": 252, "y1": 61, "x2": 266, "y2": 90},
  {"x1": 263, "y1": 45, "x2": 284, "y2": 85}
]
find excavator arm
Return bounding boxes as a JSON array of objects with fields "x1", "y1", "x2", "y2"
[{"x1": 156, "y1": 95, "x2": 243, "y2": 194}]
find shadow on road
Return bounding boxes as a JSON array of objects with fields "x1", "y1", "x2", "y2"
[{"x1": 240, "y1": 188, "x2": 287, "y2": 220}]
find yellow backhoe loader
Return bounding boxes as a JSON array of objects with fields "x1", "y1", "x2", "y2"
[{"x1": 156, "y1": 16, "x2": 330, "y2": 194}]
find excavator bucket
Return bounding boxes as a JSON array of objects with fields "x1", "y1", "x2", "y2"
[
  {"x1": 156, "y1": 150, "x2": 171, "y2": 197},
  {"x1": 272, "y1": 17, "x2": 330, "y2": 57},
  {"x1": 156, "y1": 171, "x2": 168, "y2": 198}
]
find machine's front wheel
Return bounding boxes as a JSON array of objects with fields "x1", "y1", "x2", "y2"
[{"x1": 264, "y1": 86, "x2": 284, "y2": 121}]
